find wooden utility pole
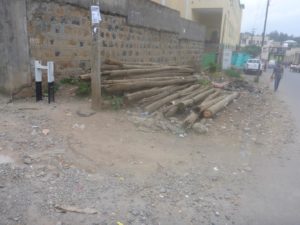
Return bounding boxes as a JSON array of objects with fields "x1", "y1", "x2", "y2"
[
  {"x1": 257, "y1": 0, "x2": 270, "y2": 81},
  {"x1": 90, "y1": 0, "x2": 102, "y2": 110},
  {"x1": 261, "y1": 0, "x2": 270, "y2": 53}
]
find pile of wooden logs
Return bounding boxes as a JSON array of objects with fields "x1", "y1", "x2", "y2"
[{"x1": 80, "y1": 59, "x2": 239, "y2": 128}]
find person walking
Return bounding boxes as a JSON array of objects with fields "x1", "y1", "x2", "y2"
[{"x1": 271, "y1": 62, "x2": 284, "y2": 92}]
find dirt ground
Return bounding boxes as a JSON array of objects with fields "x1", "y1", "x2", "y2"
[{"x1": 0, "y1": 74, "x2": 297, "y2": 225}]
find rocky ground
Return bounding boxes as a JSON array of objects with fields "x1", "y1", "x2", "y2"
[{"x1": 0, "y1": 74, "x2": 296, "y2": 225}]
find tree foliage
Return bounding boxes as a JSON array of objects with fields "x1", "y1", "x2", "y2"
[
  {"x1": 268, "y1": 31, "x2": 300, "y2": 45},
  {"x1": 241, "y1": 45, "x2": 261, "y2": 57}
]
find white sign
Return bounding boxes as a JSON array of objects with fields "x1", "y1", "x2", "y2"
[
  {"x1": 91, "y1": 5, "x2": 101, "y2": 25},
  {"x1": 222, "y1": 48, "x2": 233, "y2": 70}
]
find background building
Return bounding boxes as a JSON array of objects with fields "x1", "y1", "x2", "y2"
[
  {"x1": 152, "y1": 0, "x2": 244, "y2": 50},
  {"x1": 240, "y1": 33, "x2": 270, "y2": 47}
]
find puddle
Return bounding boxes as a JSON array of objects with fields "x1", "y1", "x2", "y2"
[{"x1": 0, "y1": 155, "x2": 14, "y2": 164}]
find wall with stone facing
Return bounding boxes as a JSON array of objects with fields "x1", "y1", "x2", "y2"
[
  {"x1": 0, "y1": 0, "x2": 31, "y2": 94},
  {"x1": 27, "y1": 0, "x2": 205, "y2": 78},
  {"x1": 27, "y1": 0, "x2": 92, "y2": 76}
]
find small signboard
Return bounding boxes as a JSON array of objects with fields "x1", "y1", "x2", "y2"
[
  {"x1": 91, "y1": 5, "x2": 101, "y2": 25},
  {"x1": 222, "y1": 48, "x2": 233, "y2": 70}
]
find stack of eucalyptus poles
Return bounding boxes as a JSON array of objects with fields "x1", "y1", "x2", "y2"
[{"x1": 80, "y1": 59, "x2": 239, "y2": 129}]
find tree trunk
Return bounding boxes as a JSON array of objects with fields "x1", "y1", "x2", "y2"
[
  {"x1": 101, "y1": 64, "x2": 122, "y2": 71},
  {"x1": 104, "y1": 58, "x2": 123, "y2": 66},
  {"x1": 103, "y1": 67, "x2": 194, "y2": 77},
  {"x1": 203, "y1": 92, "x2": 239, "y2": 118},
  {"x1": 195, "y1": 95, "x2": 226, "y2": 113},
  {"x1": 103, "y1": 76, "x2": 188, "y2": 84},
  {"x1": 201, "y1": 90, "x2": 221, "y2": 103},
  {"x1": 81, "y1": 71, "x2": 193, "y2": 80},
  {"x1": 124, "y1": 86, "x2": 173, "y2": 102},
  {"x1": 182, "y1": 111, "x2": 199, "y2": 129},
  {"x1": 139, "y1": 85, "x2": 189, "y2": 107},
  {"x1": 164, "y1": 88, "x2": 214, "y2": 117},
  {"x1": 144, "y1": 85, "x2": 200, "y2": 113},
  {"x1": 79, "y1": 73, "x2": 92, "y2": 80},
  {"x1": 103, "y1": 77, "x2": 197, "y2": 93}
]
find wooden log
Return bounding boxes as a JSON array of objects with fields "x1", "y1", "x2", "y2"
[
  {"x1": 103, "y1": 76, "x2": 187, "y2": 84},
  {"x1": 201, "y1": 90, "x2": 221, "y2": 103},
  {"x1": 124, "y1": 86, "x2": 173, "y2": 102},
  {"x1": 182, "y1": 111, "x2": 199, "y2": 129},
  {"x1": 121, "y1": 65, "x2": 162, "y2": 70},
  {"x1": 139, "y1": 85, "x2": 189, "y2": 107},
  {"x1": 174, "y1": 86, "x2": 210, "y2": 103},
  {"x1": 80, "y1": 71, "x2": 193, "y2": 80},
  {"x1": 160, "y1": 86, "x2": 207, "y2": 114},
  {"x1": 182, "y1": 94, "x2": 225, "y2": 128},
  {"x1": 103, "y1": 77, "x2": 197, "y2": 93},
  {"x1": 165, "y1": 88, "x2": 215, "y2": 117},
  {"x1": 203, "y1": 92, "x2": 239, "y2": 118},
  {"x1": 79, "y1": 73, "x2": 91, "y2": 80},
  {"x1": 101, "y1": 64, "x2": 122, "y2": 71},
  {"x1": 125, "y1": 72, "x2": 193, "y2": 79},
  {"x1": 103, "y1": 67, "x2": 194, "y2": 77},
  {"x1": 144, "y1": 85, "x2": 200, "y2": 113},
  {"x1": 195, "y1": 95, "x2": 226, "y2": 113},
  {"x1": 104, "y1": 58, "x2": 123, "y2": 66}
]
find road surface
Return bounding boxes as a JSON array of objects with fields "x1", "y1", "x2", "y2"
[
  {"x1": 236, "y1": 70, "x2": 300, "y2": 225},
  {"x1": 279, "y1": 69, "x2": 300, "y2": 129}
]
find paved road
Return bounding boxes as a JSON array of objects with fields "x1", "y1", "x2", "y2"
[
  {"x1": 279, "y1": 69, "x2": 300, "y2": 129},
  {"x1": 235, "y1": 70, "x2": 300, "y2": 225}
]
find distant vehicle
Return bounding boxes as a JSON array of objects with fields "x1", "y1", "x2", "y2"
[
  {"x1": 244, "y1": 59, "x2": 263, "y2": 75},
  {"x1": 268, "y1": 60, "x2": 276, "y2": 69},
  {"x1": 290, "y1": 64, "x2": 300, "y2": 72}
]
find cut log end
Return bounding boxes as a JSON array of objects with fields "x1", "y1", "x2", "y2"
[{"x1": 203, "y1": 110, "x2": 213, "y2": 118}]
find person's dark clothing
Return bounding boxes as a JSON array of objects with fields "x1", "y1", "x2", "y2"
[{"x1": 273, "y1": 65, "x2": 283, "y2": 91}]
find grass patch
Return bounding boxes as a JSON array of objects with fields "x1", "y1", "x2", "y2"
[
  {"x1": 60, "y1": 77, "x2": 91, "y2": 97},
  {"x1": 76, "y1": 82, "x2": 91, "y2": 97},
  {"x1": 103, "y1": 94, "x2": 124, "y2": 110},
  {"x1": 198, "y1": 79, "x2": 211, "y2": 86},
  {"x1": 225, "y1": 68, "x2": 241, "y2": 78},
  {"x1": 208, "y1": 62, "x2": 221, "y2": 73}
]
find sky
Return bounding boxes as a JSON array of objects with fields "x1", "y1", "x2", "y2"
[{"x1": 240, "y1": 0, "x2": 300, "y2": 36}]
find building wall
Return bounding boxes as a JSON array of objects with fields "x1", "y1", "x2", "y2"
[
  {"x1": 27, "y1": 0, "x2": 205, "y2": 78},
  {"x1": 240, "y1": 34, "x2": 270, "y2": 47},
  {"x1": 0, "y1": 0, "x2": 205, "y2": 94},
  {"x1": 152, "y1": 0, "x2": 243, "y2": 49},
  {"x1": 0, "y1": 0, "x2": 31, "y2": 94}
]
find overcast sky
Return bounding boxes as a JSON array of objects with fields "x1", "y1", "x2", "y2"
[{"x1": 240, "y1": 0, "x2": 300, "y2": 36}]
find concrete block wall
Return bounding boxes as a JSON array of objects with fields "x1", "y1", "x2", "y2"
[
  {"x1": 27, "y1": 1, "x2": 92, "y2": 76},
  {"x1": 27, "y1": 0, "x2": 205, "y2": 78}
]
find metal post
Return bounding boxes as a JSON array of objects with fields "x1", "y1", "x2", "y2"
[
  {"x1": 47, "y1": 61, "x2": 55, "y2": 103},
  {"x1": 90, "y1": 0, "x2": 102, "y2": 110},
  {"x1": 34, "y1": 60, "x2": 43, "y2": 101}
]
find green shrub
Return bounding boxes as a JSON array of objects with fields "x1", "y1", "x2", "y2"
[
  {"x1": 198, "y1": 79, "x2": 211, "y2": 86},
  {"x1": 60, "y1": 77, "x2": 91, "y2": 97},
  {"x1": 225, "y1": 68, "x2": 241, "y2": 78},
  {"x1": 103, "y1": 94, "x2": 124, "y2": 110},
  {"x1": 60, "y1": 77, "x2": 79, "y2": 85},
  {"x1": 75, "y1": 82, "x2": 91, "y2": 97},
  {"x1": 208, "y1": 63, "x2": 221, "y2": 73}
]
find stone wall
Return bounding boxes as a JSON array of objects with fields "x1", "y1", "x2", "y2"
[
  {"x1": 27, "y1": 0, "x2": 92, "y2": 76},
  {"x1": 27, "y1": 0, "x2": 205, "y2": 77},
  {"x1": 0, "y1": 0, "x2": 31, "y2": 94},
  {"x1": 0, "y1": 0, "x2": 205, "y2": 94}
]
